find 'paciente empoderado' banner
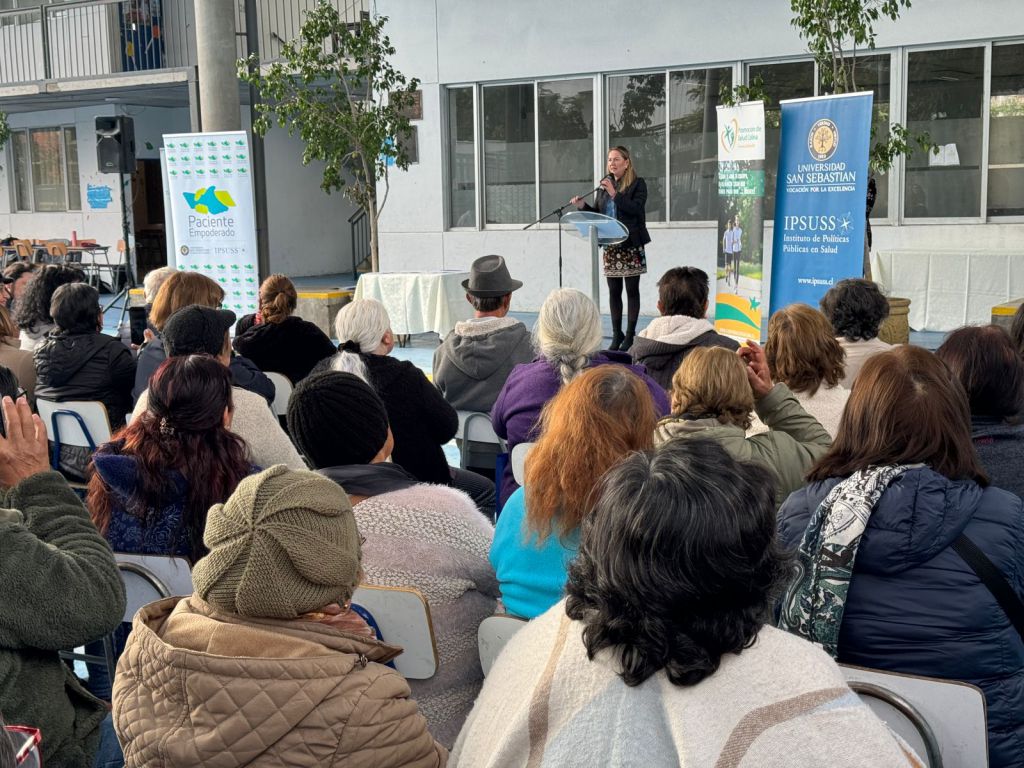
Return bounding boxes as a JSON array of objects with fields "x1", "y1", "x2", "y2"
[
  {"x1": 769, "y1": 92, "x2": 873, "y2": 314},
  {"x1": 163, "y1": 131, "x2": 260, "y2": 317},
  {"x1": 714, "y1": 101, "x2": 766, "y2": 342}
]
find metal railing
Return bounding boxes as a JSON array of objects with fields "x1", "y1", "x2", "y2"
[
  {"x1": 349, "y1": 207, "x2": 370, "y2": 278},
  {"x1": 0, "y1": 0, "x2": 368, "y2": 85}
]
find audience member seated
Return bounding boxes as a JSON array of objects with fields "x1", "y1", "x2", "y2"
[
  {"x1": 2, "y1": 261, "x2": 36, "y2": 316},
  {"x1": 654, "y1": 343, "x2": 830, "y2": 507},
  {"x1": 232, "y1": 274, "x2": 336, "y2": 384},
  {"x1": 15, "y1": 263, "x2": 84, "y2": 351},
  {"x1": 819, "y1": 278, "x2": 892, "y2": 387},
  {"x1": 937, "y1": 325, "x2": 1024, "y2": 498},
  {"x1": 132, "y1": 305, "x2": 306, "y2": 470},
  {"x1": 432, "y1": 255, "x2": 533, "y2": 412},
  {"x1": 491, "y1": 365, "x2": 657, "y2": 619},
  {"x1": 288, "y1": 371, "x2": 497, "y2": 747},
  {"x1": 1011, "y1": 302, "x2": 1024, "y2": 358},
  {"x1": 141, "y1": 266, "x2": 176, "y2": 334},
  {"x1": 493, "y1": 288, "x2": 668, "y2": 506},
  {"x1": 134, "y1": 271, "x2": 273, "y2": 404},
  {"x1": 0, "y1": 396, "x2": 126, "y2": 768},
  {"x1": 630, "y1": 266, "x2": 739, "y2": 389},
  {"x1": 113, "y1": 466, "x2": 446, "y2": 767},
  {"x1": 777, "y1": 345, "x2": 1024, "y2": 768},
  {"x1": 34, "y1": 283, "x2": 136, "y2": 480},
  {"x1": 321, "y1": 298, "x2": 495, "y2": 516},
  {"x1": 454, "y1": 438, "x2": 919, "y2": 767},
  {"x1": 0, "y1": 305, "x2": 35, "y2": 399},
  {"x1": 755, "y1": 303, "x2": 849, "y2": 437}
]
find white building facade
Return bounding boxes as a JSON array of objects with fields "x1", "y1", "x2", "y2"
[{"x1": 376, "y1": 0, "x2": 1024, "y2": 316}]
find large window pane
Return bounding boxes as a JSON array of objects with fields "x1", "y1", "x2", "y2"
[
  {"x1": 11, "y1": 131, "x2": 31, "y2": 211},
  {"x1": 905, "y1": 47, "x2": 984, "y2": 218},
  {"x1": 483, "y1": 84, "x2": 535, "y2": 224},
  {"x1": 851, "y1": 55, "x2": 891, "y2": 218},
  {"x1": 988, "y1": 44, "x2": 1024, "y2": 217},
  {"x1": 748, "y1": 61, "x2": 815, "y2": 221},
  {"x1": 669, "y1": 67, "x2": 731, "y2": 221},
  {"x1": 538, "y1": 78, "x2": 593, "y2": 219},
  {"x1": 608, "y1": 73, "x2": 666, "y2": 222},
  {"x1": 448, "y1": 87, "x2": 476, "y2": 227},
  {"x1": 63, "y1": 126, "x2": 80, "y2": 212},
  {"x1": 29, "y1": 128, "x2": 66, "y2": 212}
]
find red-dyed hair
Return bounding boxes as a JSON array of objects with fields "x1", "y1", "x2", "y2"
[
  {"x1": 524, "y1": 365, "x2": 658, "y2": 540},
  {"x1": 87, "y1": 355, "x2": 252, "y2": 561}
]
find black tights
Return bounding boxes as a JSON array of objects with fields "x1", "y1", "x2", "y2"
[{"x1": 607, "y1": 275, "x2": 641, "y2": 335}]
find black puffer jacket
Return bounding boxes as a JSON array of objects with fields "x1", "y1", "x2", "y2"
[
  {"x1": 34, "y1": 331, "x2": 136, "y2": 427},
  {"x1": 233, "y1": 316, "x2": 336, "y2": 384}
]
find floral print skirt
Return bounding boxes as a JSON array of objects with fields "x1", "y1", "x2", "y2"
[{"x1": 603, "y1": 244, "x2": 647, "y2": 278}]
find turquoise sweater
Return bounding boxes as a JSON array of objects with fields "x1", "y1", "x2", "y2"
[{"x1": 490, "y1": 487, "x2": 580, "y2": 619}]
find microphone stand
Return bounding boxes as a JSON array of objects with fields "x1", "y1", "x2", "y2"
[{"x1": 523, "y1": 181, "x2": 605, "y2": 288}]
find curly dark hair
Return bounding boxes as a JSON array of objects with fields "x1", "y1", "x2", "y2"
[
  {"x1": 819, "y1": 278, "x2": 889, "y2": 341},
  {"x1": 14, "y1": 263, "x2": 85, "y2": 333},
  {"x1": 565, "y1": 437, "x2": 791, "y2": 688}
]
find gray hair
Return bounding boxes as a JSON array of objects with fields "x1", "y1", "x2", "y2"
[
  {"x1": 334, "y1": 298, "x2": 391, "y2": 354},
  {"x1": 143, "y1": 266, "x2": 177, "y2": 304},
  {"x1": 535, "y1": 288, "x2": 603, "y2": 385},
  {"x1": 330, "y1": 349, "x2": 372, "y2": 383}
]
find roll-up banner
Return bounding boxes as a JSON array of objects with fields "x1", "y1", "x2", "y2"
[
  {"x1": 715, "y1": 101, "x2": 766, "y2": 342},
  {"x1": 769, "y1": 92, "x2": 873, "y2": 314},
  {"x1": 163, "y1": 131, "x2": 260, "y2": 317}
]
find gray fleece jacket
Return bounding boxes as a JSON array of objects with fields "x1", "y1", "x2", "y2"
[{"x1": 432, "y1": 317, "x2": 534, "y2": 413}]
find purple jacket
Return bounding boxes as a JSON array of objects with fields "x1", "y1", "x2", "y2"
[{"x1": 491, "y1": 351, "x2": 669, "y2": 506}]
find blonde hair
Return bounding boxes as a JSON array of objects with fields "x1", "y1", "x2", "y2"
[
  {"x1": 765, "y1": 303, "x2": 845, "y2": 396},
  {"x1": 334, "y1": 298, "x2": 391, "y2": 354},
  {"x1": 610, "y1": 145, "x2": 637, "y2": 192},
  {"x1": 535, "y1": 288, "x2": 603, "y2": 385},
  {"x1": 143, "y1": 266, "x2": 177, "y2": 304},
  {"x1": 259, "y1": 274, "x2": 297, "y2": 324},
  {"x1": 149, "y1": 272, "x2": 225, "y2": 331},
  {"x1": 669, "y1": 346, "x2": 754, "y2": 429}
]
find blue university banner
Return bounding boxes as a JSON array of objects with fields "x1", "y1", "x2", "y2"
[{"x1": 769, "y1": 92, "x2": 873, "y2": 313}]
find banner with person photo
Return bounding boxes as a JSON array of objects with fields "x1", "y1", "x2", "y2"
[
  {"x1": 769, "y1": 92, "x2": 873, "y2": 314},
  {"x1": 714, "y1": 101, "x2": 766, "y2": 342},
  {"x1": 163, "y1": 130, "x2": 260, "y2": 317}
]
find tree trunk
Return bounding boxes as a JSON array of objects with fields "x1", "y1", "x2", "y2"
[{"x1": 368, "y1": 193, "x2": 380, "y2": 273}]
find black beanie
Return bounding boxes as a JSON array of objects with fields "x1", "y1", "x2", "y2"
[{"x1": 287, "y1": 371, "x2": 389, "y2": 468}]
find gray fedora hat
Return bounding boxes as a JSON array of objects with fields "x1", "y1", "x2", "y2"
[{"x1": 462, "y1": 254, "x2": 523, "y2": 297}]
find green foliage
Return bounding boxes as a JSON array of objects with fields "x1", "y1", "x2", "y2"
[
  {"x1": 719, "y1": 76, "x2": 767, "y2": 108},
  {"x1": 0, "y1": 111, "x2": 9, "y2": 151},
  {"x1": 238, "y1": 2, "x2": 419, "y2": 270},
  {"x1": 869, "y1": 121, "x2": 935, "y2": 174}
]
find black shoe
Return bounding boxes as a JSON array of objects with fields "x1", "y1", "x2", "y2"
[
  {"x1": 610, "y1": 330, "x2": 624, "y2": 351},
  {"x1": 620, "y1": 333, "x2": 635, "y2": 352}
]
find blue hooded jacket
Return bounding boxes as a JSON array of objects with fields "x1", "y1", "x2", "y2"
[{"x1": 778, "y1": 466, "x2": 1024, "y2": 768}]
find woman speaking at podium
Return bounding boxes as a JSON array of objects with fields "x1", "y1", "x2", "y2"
[{"x1": 571, "y1": 146, "x2": 650, "y2": 351}]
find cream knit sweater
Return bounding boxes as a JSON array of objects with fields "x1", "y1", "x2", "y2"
[
  {"x1": 354, "y1": 484, "x2": 498, "y2": 749},
  {"x1": 453, "y1": 603, "x2": 922, "y2": 767}
]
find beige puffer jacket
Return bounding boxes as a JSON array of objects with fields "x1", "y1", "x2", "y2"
[{"x1": 113, "y1": 596, "x2": 447, "y2": 768}]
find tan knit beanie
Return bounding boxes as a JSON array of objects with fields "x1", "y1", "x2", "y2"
[{"x1": 192, "y1": 465, "x2": 361, "y2": 619}]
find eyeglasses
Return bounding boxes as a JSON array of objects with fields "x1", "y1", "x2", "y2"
[{"x1": 6, "y1": 725, "x2": 42, "y2": 767}]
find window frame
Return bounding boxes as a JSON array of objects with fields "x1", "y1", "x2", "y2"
[
  {"x1": 8, "y1": 123, "x2": 81, "y2": 213},
  {"x1": 986, "y1": 38, "x2": 1024, "y2": 222}
]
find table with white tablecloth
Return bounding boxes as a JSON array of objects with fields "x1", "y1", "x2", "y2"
[
  {"x1": 871, "y1": 250, "x2": 1024, "y2": 332},
  {"x1": 354, "y1": 271, "x2": 473, "y2": 338}
]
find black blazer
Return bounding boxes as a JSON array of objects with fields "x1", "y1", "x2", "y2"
[{"x1": 584, "y1": 177, "x2": 651, "y2": 248}]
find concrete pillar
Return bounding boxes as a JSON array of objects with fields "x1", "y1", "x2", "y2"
[{"x1": 194, "y1": 0, "x2": 240, "y2": 132}]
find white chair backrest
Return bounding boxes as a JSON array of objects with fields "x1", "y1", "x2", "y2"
[
  {"x1": 456, "y1": 410, "x2": 507, "y2": 469},
  {"x1": 352, "y1": 584, "x2": 438, "y2": 680},
  {"x1": 511, "y1": 442, "x2": 535, "y2": 485},
  {"x1": 35, "y1": 399, "x2": 112, "y2": 450},
  {"x1": 114, "y1": 553, "x2": 195, "y2": 623},
  {"x1": 478, "y1": 614, "x2": 528, "y2": 676},
  {"x1": 265, "y1": 372, "x2": 293, "y2": 417},
  {"x1": 841, "y1": 664, "x2": 988, "y2": 768}
]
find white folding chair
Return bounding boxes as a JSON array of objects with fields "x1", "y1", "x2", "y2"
[
  {"x1": 841, "y1": 664, "x2": 988, "y2": 768},
  {"x1": 478, "y1": 614, "x2": 528, "y2": 676},
  {"x1": 456, "y1": 410, "x2": 507, "y2": 469},
  {"x1": 34, "y1": 399, "x2": 112, "y2": 483},
  {"x1": 511, "y1": 441, "x2": 535, "y2": 486},
  {"x1": 114, "y1": 553, "x2": 195, "y2": 622},
  {"x1": 265, "y1": 372, "x2": 293, "y2": 417},
  {"x1": 351, "y1": 584, "x2": 438, "y2": 680}
]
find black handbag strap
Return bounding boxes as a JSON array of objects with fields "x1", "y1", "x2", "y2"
[{"x1": 953, "y1": 533, "x2": 1024, "y2": 640}]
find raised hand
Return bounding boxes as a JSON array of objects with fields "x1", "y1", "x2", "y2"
[{"x1": 0, "y1": 396, "x2": 50, "y2": 488}]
